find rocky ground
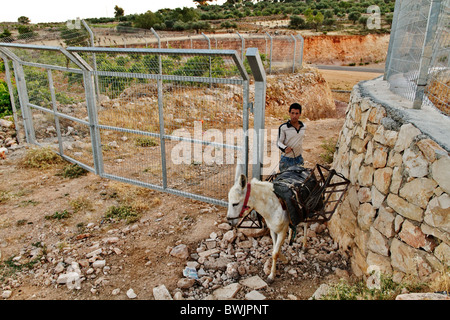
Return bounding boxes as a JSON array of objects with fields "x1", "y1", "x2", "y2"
[
  {"x1": 0, "y1": 112, "x2": 350, "y2": 300},
  {"x1": 170, "y1": 221, "x2": 350, "y2": 300},
  {"x1": 0, "y1": 68, "x2": 377, "y2": 301},
  {"x1": 1, "y1": 212, "x2": 350, "y2": 300}
]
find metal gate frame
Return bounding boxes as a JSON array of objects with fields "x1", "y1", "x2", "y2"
[{"x1": 0, "y1": 43, "x2": 267, "y2": 207}]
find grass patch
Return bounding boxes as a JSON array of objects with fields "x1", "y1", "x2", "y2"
[
  {"x1": 430, "y1": 265, "x2": 450, "y2": 293},
  {"x1": 320, "y1": 273, "x2": 428, "y2": 300},
  {"x1": 107, "y1": 181, "x2": 159, "y2": 213},
  {"x1": 0, "y1": 190, "x2": 10, "y2": 203},
  {"x1": 0, "y1": 242, "x2": 45, "y2": 282},
  {"x1": 45, "y1": 209, "x2": 71, "y2": 220},
  {"x1": 20, "y1": 147, "x2": 63, "y2": 169},
  {"x1": 18, "y1": 199, "x2": 39, "y2": 207},
  {"x1": 57, "y1": 163, "x2": 88, "y2": 179},
  {"x1": 319, "y1": 137, "x2": 337, "y2": 164},
  {"x1": 0, "y1": 257, "x2": 39, "y2": 281},
  {"x1": 69, "y1": 196, "x2": 93, "y2": 213},
  {"x1": 135, "y1": 136, "x2": 158, "y2": 147},
  {"x1": 104, "y1": 205, "x2": 139, "y2": 224}
]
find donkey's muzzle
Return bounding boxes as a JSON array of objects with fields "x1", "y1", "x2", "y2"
[{"x1": 226, "y1": 216, "x2": 240, "y2": 227}]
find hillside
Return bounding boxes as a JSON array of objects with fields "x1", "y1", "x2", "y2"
[{"x1": 0, "y1": 0, "x2": 394, "y2": 40}]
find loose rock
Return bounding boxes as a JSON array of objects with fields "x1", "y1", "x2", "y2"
[{"x1": 127, "y1": 288, "x2": 137, "y2": 299}]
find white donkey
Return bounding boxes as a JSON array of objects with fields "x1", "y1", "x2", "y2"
[{"x1": 227, "y1": 165, "x2": 291, "y2": 283}]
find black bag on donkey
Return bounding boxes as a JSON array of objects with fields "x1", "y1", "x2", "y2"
[{"x1": 272, "y1": 166, "x2": 322, "y2": 226}]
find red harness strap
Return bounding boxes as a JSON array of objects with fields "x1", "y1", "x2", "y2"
[{"x1": 239, "y1": 183, "x2": 252, "y2": 217}]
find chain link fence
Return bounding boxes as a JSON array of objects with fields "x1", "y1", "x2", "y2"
[
  {"x1": 1, "y1": 24, "x2": 304, "y2": 75},
  {"x1": 0, "y1": 43, "x2": 258, "y2": 206},
  {"x1": 424, "y1": 1, "x2": 450, "y2": 115},
  {"x1": 385, "y1": 0, "x2": 449, "y2": 115}
]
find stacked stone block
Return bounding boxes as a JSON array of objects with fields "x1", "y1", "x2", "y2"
[{"x1": 329, "y1": 84, "x2": 450, "y2": 282}]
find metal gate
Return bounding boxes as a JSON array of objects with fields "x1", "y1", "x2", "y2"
[{"x1": 0, "y1": 43, "x2": 266, "y2": 206}]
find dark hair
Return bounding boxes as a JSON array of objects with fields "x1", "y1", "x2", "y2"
[{"x1": 289, "y1": 103, "x2": 302, "y2": 113}]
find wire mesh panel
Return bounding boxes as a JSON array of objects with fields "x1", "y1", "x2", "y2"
[
  {"x1": 0, "y1": 44, "x2": 95, "y2": 171},
  {"x1": 162, "y1": 80, "x2": 245, "y2": 201},
  {"x1": 386, "y1": 0, "x2": 431, "y2": 100},
  {"x1": 386, "y1": 0, "x2": 450, "y2": 113},
  {"x1": 2, "y1": 23, "x2": 305, "y2": 77},
  {"x1": 271, "y1": 35, "x2": 303, "y2": 74},
  {"x1": 424, "y1": 1, "x2": 450, "y2": 115},
  {"x1": 1, "y1": 42, "x2": 253, "y2": 206},
  {"x1": 66, "y1": 47, "x2": 249, "y2": 206}
]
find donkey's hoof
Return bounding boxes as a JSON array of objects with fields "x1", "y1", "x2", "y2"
[{"x1": 267, "y1": 276, "x2": 275, "y2": 284}]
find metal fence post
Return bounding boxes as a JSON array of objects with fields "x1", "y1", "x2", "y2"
[
  {"x1": 290, "y1": 34, "x2": 297, "y2": 73},
  {"x1": 157, "y1": 75, "x2": 167, "y2": 189},
  {"x1": 265, "y1": 32, "x2": 273, "y2": 74},
  {"x1": 246, "y1": 48, "x2": 266, "y2": 180},
  {"x1": 150, "y1": 28, "x2": 167, "y2": 188},
  {"x1": 201, "y1": 32, "x2": 212, "y2": 83},
  {"x1": 81, "y1": 20, "x2": 100, "y2": 102},
  {"x1": 47, "y1": 69, "x2": 64, "y2": 156},
  {"x1": 12, "y1": 61, "x2": 35, "y2": 144},
  {"x1": 243, "y1": 79, "x2": 250, "y2": 178},
  {"x1": 150, "y1": 28, "x2": 162, "y2": 74},
  {"x1": 150, "y1": 28, "x2": 161, "y2": 49},
  {"x1": 296, "y1": 34, "x2": 304, "y2": 70},
  {"x1": 413, "y1": 0, "x2": 443, "y2": 109},
  {"x1": 83, "y1": 69, "x2": 103, "y2": 176},
  {"x1": 237, "y1": 32, "x2": 245, "y2": 62}
]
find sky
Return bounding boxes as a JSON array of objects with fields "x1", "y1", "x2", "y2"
[{"x1": 0, "y1": 0, "x2": 227, "y2": 24}]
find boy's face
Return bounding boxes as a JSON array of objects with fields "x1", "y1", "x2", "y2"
[{"x1": 289, "y1": 108, "x2": 301, "y2": 122}]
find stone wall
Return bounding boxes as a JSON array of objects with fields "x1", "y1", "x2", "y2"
[{"x1": 329, "y1": 77, "x2": 450, "y2": 282}]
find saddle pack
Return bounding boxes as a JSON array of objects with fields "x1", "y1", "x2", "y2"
[{"x1": 272, "y1": 166, "x2": 324, "y2": 227}]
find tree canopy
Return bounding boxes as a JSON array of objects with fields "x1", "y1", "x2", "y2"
[{"x1": 114, "y1": 5, "x2": 125, "y2": 18}]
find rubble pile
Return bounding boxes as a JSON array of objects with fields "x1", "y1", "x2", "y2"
[
  {"x1": 0, "y1": 118, "x2": 17, "y2": 158},
  {"x1": 169, "y1": 221, "x2": 350, "y2": 300}
]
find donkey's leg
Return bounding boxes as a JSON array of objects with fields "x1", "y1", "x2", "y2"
[
  {"x1": 270, "y1": 229, "x2": 277, "y2": 246},
  {"x1": 302, "y1": 222, "x2": 309, "y2": 248},
  {"x1": 268, "y1": 231, "x2": 287, "y2": 283}
]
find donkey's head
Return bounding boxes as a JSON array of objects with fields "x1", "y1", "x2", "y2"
[{"x1": 227, "y1": 164, "x2": 248, "y2": 227}]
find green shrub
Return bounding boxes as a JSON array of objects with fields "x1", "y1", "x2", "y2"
[
  {"x1": 0, "y1": 79, "x2": 12, "y2": 118},
  {"x1": 105, "y1": 205, "x2": 139, "y2": 224},
  {"x1": 20, "y1": 147, "x2": 63, "y2": 169},
  {"x1": 319, "y1": 138, "x2": 337, "y2": 164},
  {"x1": 135, "y1": 137, "x2": 158, "y2": 147},
  {"x1": 289, "y1": 15, "x2": 306, "y2": 29},
  {"x1": 57, "y1": 163, "x2": 88, "y2": 179},
  {"x1": 320, "y1": 273, "x2": 428, "y2": 300},
  {"x1": 45, "y1": 209, "x2": 71, "y2": 220}
]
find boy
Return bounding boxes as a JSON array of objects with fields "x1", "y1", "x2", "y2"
[{"x1": 277, "y1": 103, "x2": 306, "y2": 172}]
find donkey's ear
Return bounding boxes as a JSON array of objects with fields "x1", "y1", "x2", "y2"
[
  {"x1": 235, "y1": 163, "x2": 243, "y2": 182},
  {"x1": 239, "y1": 174, "x2": 247, "y2": 189}
]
